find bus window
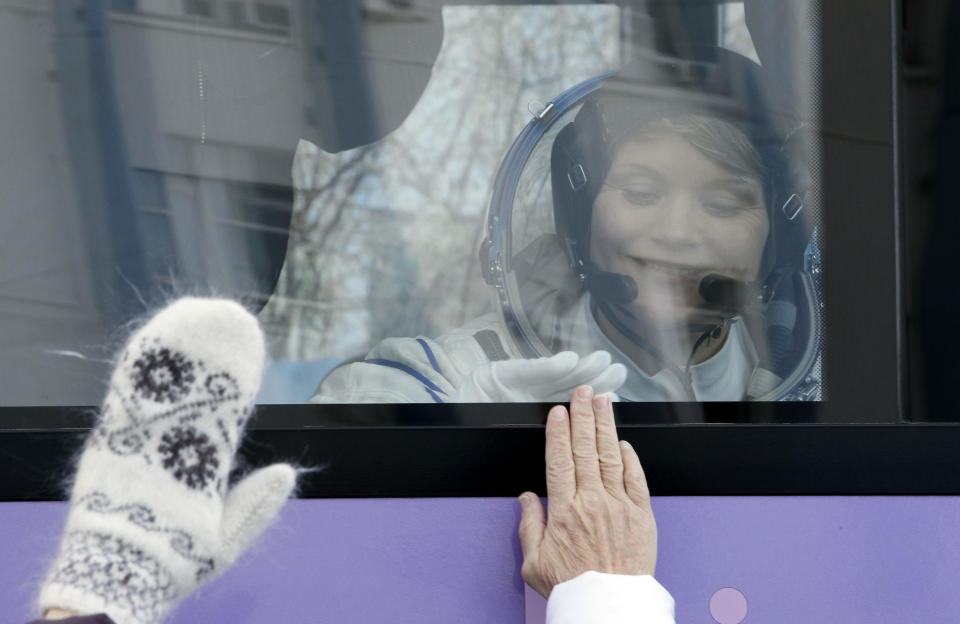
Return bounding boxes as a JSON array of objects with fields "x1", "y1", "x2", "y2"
[{"x1": 0, "y1": 1, "x2": 905, "y2": 424}]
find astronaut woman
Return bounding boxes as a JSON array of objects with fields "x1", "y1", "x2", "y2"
[{"x1": 313, "y1": 47, "x2": 818, "y2": 404}]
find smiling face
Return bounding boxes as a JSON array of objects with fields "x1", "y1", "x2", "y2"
[{"x1": 589, "y1": 127, "x2": 769, "y2": 328}]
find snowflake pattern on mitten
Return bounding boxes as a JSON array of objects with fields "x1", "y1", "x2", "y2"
[
  {"x1": 88, "y1": 331, "x2": 254, "y2": 498},
  {"x1": 131, "y1": 347, "x2": 196, "y2": 403},
  {"x1": 158, "y1": 426, "x2": 220, "y2": 491},
  {"x1": 40, "y1": 298, "x2": 297, "y2": 624}
]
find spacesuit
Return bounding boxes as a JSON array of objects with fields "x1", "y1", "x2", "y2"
[{"x1": 314, "y1": 46, "x2": 821, "y2": 405}]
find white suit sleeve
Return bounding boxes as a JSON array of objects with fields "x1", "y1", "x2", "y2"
[{"x1": 546, "y1": 572, "x2": 676, "y2": 624}]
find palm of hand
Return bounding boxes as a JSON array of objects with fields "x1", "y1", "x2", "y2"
[{"x1": 522, "y1": 492, "x2": 657, "y2": 597}]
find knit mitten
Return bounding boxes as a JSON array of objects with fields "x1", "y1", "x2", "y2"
[{"x1": 38, "y1": 298, "x2": 297, "y2": 624}]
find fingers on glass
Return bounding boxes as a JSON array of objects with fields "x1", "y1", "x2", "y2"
[
  {"x1": 569, "y1": 385, "x2": 603, "y2": 489},
  {"x1": 544, "y1": 404, "x2": 576, "y2": 500},
  {"x1": 593, "y1": 393, "x2": 624, "y2": 494},
  {"x1": 620, "y1": 440, "x2": 651, "y2": 507}
]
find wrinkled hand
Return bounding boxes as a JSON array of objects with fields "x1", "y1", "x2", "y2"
[
  {"x1": 518, "y1": 385, "x2": 657, "y2": 598},
  {"x1": 451, "y1": 351, "x2": 626, "y2": 402}
]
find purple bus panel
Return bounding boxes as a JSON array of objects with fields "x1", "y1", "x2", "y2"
[{"x1": 3, "y1": 497, "x2": 958, "y2": 623}]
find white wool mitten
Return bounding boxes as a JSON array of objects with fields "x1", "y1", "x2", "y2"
[{"x1": 38, "y1": 298, "x2": 297, "y2": 624}]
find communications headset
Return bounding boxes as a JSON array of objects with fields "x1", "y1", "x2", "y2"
[{"x1": 481, "y1": 46, "x2": 822, "y2": 401}]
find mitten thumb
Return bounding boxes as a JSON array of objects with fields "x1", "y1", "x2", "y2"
[{"x1": 219, "y1": 463, "x2": 297, "y2": 567}]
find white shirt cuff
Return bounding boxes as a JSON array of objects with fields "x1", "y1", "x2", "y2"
[{"x1": 545, "y1": 572, "x2": 676, "y2": 624}]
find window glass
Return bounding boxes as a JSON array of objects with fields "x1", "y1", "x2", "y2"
[{"x1": 2, "y1": 1, "x2": 831, "y2": 416}]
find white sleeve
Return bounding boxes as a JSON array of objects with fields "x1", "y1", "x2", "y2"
[
  {"x1": 545, "y1": 572, "x2": 676, "y2": 624},
  {"x1": 310, "y1": 336, "x2": 461, "y2": 403}
]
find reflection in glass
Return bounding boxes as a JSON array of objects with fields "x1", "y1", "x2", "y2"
[
  {"x1": 0, "y1": 1, "x2": 824, "y2": 415},
  {"x1": 486, "y1": 51, "x2": 823, "y2": 403},
  {"x1": 306, "y1": 6, "x2": 824, "y2": 405}
]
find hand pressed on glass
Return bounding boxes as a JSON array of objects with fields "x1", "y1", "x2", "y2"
[{"x1": 518, "y1": 385, "x2": 657, "y2": 598}]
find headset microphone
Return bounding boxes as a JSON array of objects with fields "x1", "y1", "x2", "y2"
[
  {"x1": 698, "y1": 273, "x2": 753, "y2": 311},
  {"x1": 585, "y1": 270, "x2": 753, "y2": 312}
]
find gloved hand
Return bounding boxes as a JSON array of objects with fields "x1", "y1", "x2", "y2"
[
  {"x1": 38, "y1": 298, "x2": 297, "y2": 624},
  {"x1": 451, "y1": 351, "x2": 627, "y2": 402}
]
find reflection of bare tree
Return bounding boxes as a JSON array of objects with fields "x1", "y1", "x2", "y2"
[{"x1": 261, "y1": 6, "x2": 622, "y2": 362}]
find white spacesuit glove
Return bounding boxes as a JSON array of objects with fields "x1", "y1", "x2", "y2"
[
  {"x1": 450, "y1": 350, "x2": 627, "y2": 402},
  {"x1": 38, "y1": 298, "x2": 297, "y2": 624}
]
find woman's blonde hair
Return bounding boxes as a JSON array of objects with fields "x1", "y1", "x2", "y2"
[{"x1": 623, "y1": 114, "x2": 768, "y2": 185}]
